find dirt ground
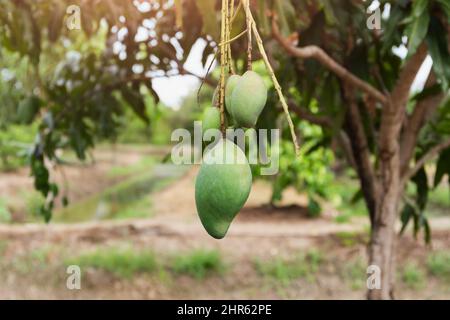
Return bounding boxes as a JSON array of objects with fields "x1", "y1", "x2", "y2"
[{"x1": 0, "y1": 146, "x2": 449, "y2": 300}]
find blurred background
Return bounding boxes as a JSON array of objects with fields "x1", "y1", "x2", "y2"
[{"x1": 0, "y1": 0, "x2": 449, "y2": 299}]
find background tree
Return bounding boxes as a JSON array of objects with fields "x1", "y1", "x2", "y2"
[{"x1": 0, "y1": 0, "x2": 449, "y2": 299}]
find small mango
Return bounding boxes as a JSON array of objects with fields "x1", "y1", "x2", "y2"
[
  {"x1": 230, "y1": 71, "x2": 267, "y2": 128},
  {"x1": 225, "y1": 75, "x2": 241, "y2": 118},
  {"x1": 201, "y1": 107, "x2": 221, "y2": 134}
]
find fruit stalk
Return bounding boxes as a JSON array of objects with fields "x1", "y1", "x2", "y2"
[
  {"x1": 219, "y1": 0, "x2": 229, "y2": 134},
  {"x1": 242, "y1": 2, "x2": 300, "y2": 155},
  {"x1": 244, "y1": 0, "x2": 253, "y2": 71}
]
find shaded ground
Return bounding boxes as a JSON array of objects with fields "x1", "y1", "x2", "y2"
[{"x1": 0, "y1": 146, "x2": 449, "y2": 299}]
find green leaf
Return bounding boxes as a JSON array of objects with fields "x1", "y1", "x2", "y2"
[
  {"x1": 405, "y1": 0, "x2": 429, "y2": 57},
  {"x1": 426, "y1": 17, "x2": 450, "y2": 90},
  {"x1": 412, "y1": 167, "x2": 429, "y2": 211},
  {"x1": 434, "y1": 148, "x2": 450, "y2": 187},
  {"x1": 120, "y1": 86, "x2": 150, "y2": 125},
  {"x1": 400, "y1": 203, "x2": 415, "y2": 234},
  {"x1": 422, "y1": 217, "x2": 431, "y2": 244},
  {"x1": 307, "y1": 195, "x2": 321, "y2": 218},
  {"x1": 436, "y1": 0, "x2": 450, "y2": 23},
  {"x1": 381, "y1": 4, "x2": 407, "y2": 54}
]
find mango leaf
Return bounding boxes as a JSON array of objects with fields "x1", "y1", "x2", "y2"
[
  {"x1": 426, "y1": 17, "x2": 450, "y2": 90},
  {"x1": 434, "y1": 148, "x2": 450, "y2": 187},
  {"x1": 120, "y1": 86, "x2": 150, "y2": 125},
  {"x1": 412, "y1": 166, "x2": 429, "y2": 211},
  {"x1": 307, "y1": 195, "x2": 321, "y2": 218},
  {"x1": 381, "y1": 4, "x2": 407, "y2": 55},
  {"x1": 400, "y1": 203, "x2": 415, "y2": 234},
  {"x1": 405, "y1": 0, "x2": 429, "y2": 57},
  {"x1": 436, "y1": 0, "x2": 450, "y2": 23}
]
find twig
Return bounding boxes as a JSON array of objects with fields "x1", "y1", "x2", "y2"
[
  {"x1": 227, "y1": 0, "x2": 235, "y2": 74},
  {"x1": 244, "y1": 0, "x2": 253, "y2": 70},
  {"x1": 218, "y1": 29, "x2": 247, "y2": 47},
  {"x1": 271, "y1": 17, "x2": 388, "y2": 105},
  {"x1": 244, "y1": 3, "x2": 300, "y2": 155},
  {"x1": 403, "y1": 138, "x2": 450, "y2": 184},
  {"x1": 219, "y1": 0, "x2": 228, "y2": 134}
]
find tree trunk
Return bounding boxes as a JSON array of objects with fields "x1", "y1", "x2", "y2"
[
  {"x1": 368, "y1": 137, "x2": 402, "y2": 299},
  {"x1": 367, "y1": 190, "x2": 399, "y2": 299}
]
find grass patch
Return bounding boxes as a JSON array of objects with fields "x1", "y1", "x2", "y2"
[
  {"x1": 342, "y1": 258, "x2": 366, "y2": 290},
  {"x1": 171, "y1": 249, "x2": 225, "y2": 279},
  {"x1": 254, "y1": 250, "x2": 323, "y2": 286},
  {"x1": 107, "y1": 156, "x2": 156, "y2": 178},
  {"x1": 66, "y1": 247, "x2": 158, "y2": 279},
  {"x1": 335, "y1": 231, "x2": 369, "y2": 247},
  {"x1": 335, "y1": 231, "x2": 359, "y2": 247},
  {"x1": 0, "y1": 198, "x2": 12, "y2": 223},
  {"x1": 113, "y1": 196, "x2": 153, "y2": 220},
  {"x1": 10, "y1": 245, "x2": 54, "y2": 274},
  {"x1": 401, "y1": 263, "x2": 425, "y2": 290},
  {"x1": 56, "y1": 164, "x2": 188, "y2": 223},
  {"x1": 427, "y1": 251, "x2": 450, "y2": 282}
]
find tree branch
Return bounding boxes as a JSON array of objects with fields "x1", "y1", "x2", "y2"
[
  {"x1": 342, "y1": 85, "x2": 379, "y2": 224},
  {"x1": 400, "y1": 72, "x2": 444, "y2": 175},
  {"x1": 272, "y1": 18, "x2": 388, "y2": 105},
  {"x1": 389, "y1": 43, "x2": 428, "y2": 113},
  {"x1": 402, "y1": 138, "x2": 450, "y2": 184},
  {"x1": 288, "y1": 100, "x2": 333, "y2": 127},
  {"x1": 378, "y1": 43, "x2": 428, "y2": 162}
]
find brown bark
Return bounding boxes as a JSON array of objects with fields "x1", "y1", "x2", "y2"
[{"x1": 342, "y1": 85, "x2": 379, "y2": 223}]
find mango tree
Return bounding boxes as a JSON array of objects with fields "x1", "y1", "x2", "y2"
[{"x1": 1, "y1": 0, "x2": 449, "y2": 299}]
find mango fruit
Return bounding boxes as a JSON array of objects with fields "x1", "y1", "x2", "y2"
[
  {"x1": 225, "y1": 74, "x2": 241, "y2": 116},
  {"x1": 229, "y1": 71, "x2": 267, "y2": 128},
  {"x1": 195, "y1": 139, "x2": 252, "y2": 239},
  {"x1": 17, "y1": 96, "x2": 41, "y2": 125},
  {"x1": 201, "y1": 107, "x2": 221, "y2": 134}
]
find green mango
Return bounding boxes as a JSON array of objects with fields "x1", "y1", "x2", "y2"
[
  {"x1": 17, "y1": 96, "x2": 41, "y2": 124},
  {"x1": 230, "y1": 71, "x2": 267, "y2": 128},
  {"x1": 195, "y1": 139, "x2": 252, "y2": 239},
  {"x1": 201, "y1": 107, "x2": 221, "y2": 134},
  {"x1": 225, "y1": 74, "x2": 241, "y2": 118}
]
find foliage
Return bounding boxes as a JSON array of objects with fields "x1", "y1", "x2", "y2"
[
  {"x1": 401, "y1": 263, "x2": 426, "y2": 290},
  {"x1": 254, "y1": 251, "x2": 323, "y2": 285},
  {"x1": 0, "y1": 198, "x2": 12, "y2": 223},
  {"x1": 427, "y1": 251, "x2": 450, "y2": 282},
  {"x1": 171, "y1": 249, "x2": 225, "y2": 279},
  {"x1": 66, "y1": 247, "x2": 158, "y2": 278}
]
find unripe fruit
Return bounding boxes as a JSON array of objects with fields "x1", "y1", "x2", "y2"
[
  {"x1": 230, "y1": 71, "x2": 267, "y2": 128},
  {"x1": 201, "y1": 107, "x2": 221, "y2": 134},
  {"x1": 17, "y1": 96, "x2": 41, "y2": 124},
  {"x1": 225, "y1": 75, "x2": 241, "y2": 117},
  {"x1": 195, "y1": 139, "x2": 252, "y2": 239}
]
